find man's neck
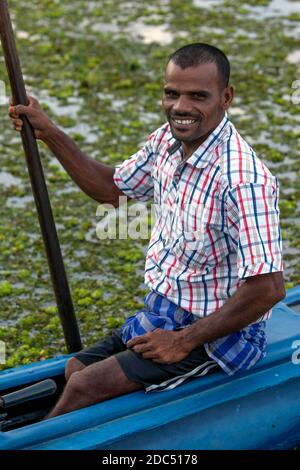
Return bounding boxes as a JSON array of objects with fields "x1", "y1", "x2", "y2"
[
  {"x1": 182, "y1": 137, "x2": 206, "y2": 161},
  {"x1": 181, "y1": 115, "x2": 226, "y2": 161}
]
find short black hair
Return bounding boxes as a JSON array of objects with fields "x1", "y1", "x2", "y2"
[{"x1": 168, "y1": 43, "x2": 230, "y2": 88}]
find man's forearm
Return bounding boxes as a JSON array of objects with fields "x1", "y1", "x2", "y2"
[
  {"x1": 178, "y1": 273, "x2": 285, "y2": 350},
  {"x1": 41, "y1": 125, "x2": 122, "y2": 205}
]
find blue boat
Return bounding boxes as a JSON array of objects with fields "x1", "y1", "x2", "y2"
[{"x1": 0, "y1": 285, "x2": 300, "y2": 450}]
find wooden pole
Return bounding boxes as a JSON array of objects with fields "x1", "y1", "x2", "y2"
[{"x1": 0, "y1": 0, "x2": 82, "y2": 352}]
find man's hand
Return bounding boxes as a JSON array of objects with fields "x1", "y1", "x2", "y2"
[
  {"x1": 127, "y1": 329, "x2": 192, "y2": 365},
  {"x1": 8, "y1": 95, "x2": 56, "y2": 140}
]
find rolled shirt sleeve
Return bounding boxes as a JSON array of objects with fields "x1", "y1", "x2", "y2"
[
  {"x1": 113, "y1": 134, "x2": 155, "y2": 202},
  {"x1": 226, "y1": 179, "x2": 283, "y2": 279}
]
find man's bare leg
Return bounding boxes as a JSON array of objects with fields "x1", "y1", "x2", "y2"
[
  {"x1": 65, "y1": 357, "x2": 86, "y2": 382},
  {"x1": 45, "y1": 356, "x2": 143, "y2": 419}
]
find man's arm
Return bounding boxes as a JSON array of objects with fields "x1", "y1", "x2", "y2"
[
  {"x1": 127, "y1": 272, "x2": 285, "y2": 364},
  {"x1": 9, "y1": 96, "x2": 124, "y2": 206}
]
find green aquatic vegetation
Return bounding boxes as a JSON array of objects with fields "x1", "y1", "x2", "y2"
[
  {"x1": 105, "y1": 316, "x2": 125, "y2": 329},
  {"x1": 279, "y1": 200, "x2": 298, "y2": 218},
  {"x1": 0, "y1": 0, "x2": 299, "y2": 369},
  {"x1": 239, "y1": 0, "x2": 270, "y2": 5},
  {"x1": 0, "y1": 281, "x2": 13, "y2": 298},
  {"x1": 77, "y1": 297, "x2": 93, "y2": 307},
  {"x1": 288, "y1": 12, "x2": 300, "y2": 21},
  {"x1": 43, "y1": 306, "x2": 58, "y2": 315},
  {"x1": 91, "y1": 289, "x2": 104, "y2": 299}
]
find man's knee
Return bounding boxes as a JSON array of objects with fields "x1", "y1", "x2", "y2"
[
  {"x1": 62, "y1": 356, "x2": 143, "y2": 410},
  {"x1": 66, "y1": 370, "x2": 87, "y2": 396},
  {"x1": 65, "y1": 357, "x2": 86, "y2": 382}
]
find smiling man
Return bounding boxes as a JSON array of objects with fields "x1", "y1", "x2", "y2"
[{"x1": 9, "y1": 43, "x2": 285, "y2": 418}]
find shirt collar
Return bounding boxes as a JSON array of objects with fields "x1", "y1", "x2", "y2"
[
  {"x1": 167, "y1": 113, "x2": 230, "y2": 168},
  {"x1": 167, "y1": 139, "x2": 181, "y2": 156}
]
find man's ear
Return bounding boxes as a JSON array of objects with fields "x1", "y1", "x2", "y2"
[{"x1": 222, "y1": 85, "x2": 234, "y2": 110}]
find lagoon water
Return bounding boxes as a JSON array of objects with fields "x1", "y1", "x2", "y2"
[{"x1": 0, "y1": 0, "x2": 299, "y2": 366}]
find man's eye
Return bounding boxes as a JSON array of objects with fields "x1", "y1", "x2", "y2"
[
  {"x1": 193, "y1": 93, "x2": 207, "y2": 100},
  {"x1": 165, "y1": 90, "x2": 177, "y2": 98}
]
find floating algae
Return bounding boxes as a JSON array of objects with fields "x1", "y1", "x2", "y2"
[{"x1": 0, "y1": 0, "x2": 299, "y2": 367}]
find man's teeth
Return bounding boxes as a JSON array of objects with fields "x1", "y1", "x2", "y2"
[{"x1": 173, "y1": 119, "x2": 196, "y2": 125}]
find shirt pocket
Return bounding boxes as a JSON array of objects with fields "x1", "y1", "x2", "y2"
[{"x1": 172, "y1": 228, "x2": 208, "y2": 271}]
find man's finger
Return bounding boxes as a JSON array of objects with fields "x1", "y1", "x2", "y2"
[
  {"x1": 12, "y1": 104, "x2": 29, "y2": 116},
  {"x1": 127, "y1": 336, "x2": 149, "y2": 347},
  {"x1": 142, "y1": 352, "x2": 160, "y2": 360},
  {"x1": 8, "y1": 106, "x2": 18, "y2": 118},
  {"x1": 131, "y1": 343, "x2": 152, "y2": 354}
]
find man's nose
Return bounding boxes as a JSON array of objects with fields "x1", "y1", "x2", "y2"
[{"x1": 172, "y1": 95, "x2": 193, "y2": 114}]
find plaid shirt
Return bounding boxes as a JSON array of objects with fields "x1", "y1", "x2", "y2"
[{"x1": 114, "y1": 114, "x2": 283, "y2": 374}]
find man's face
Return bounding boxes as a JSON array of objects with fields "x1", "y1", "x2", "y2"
[{"x1": 162, "y1": 61, "x2": 233, "y2": 154}]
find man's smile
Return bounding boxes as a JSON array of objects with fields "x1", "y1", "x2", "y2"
[{"x1": 171, "y1": 116, "x2": 200, "y2": 130}]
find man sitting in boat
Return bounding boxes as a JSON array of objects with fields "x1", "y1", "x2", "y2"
[{"x1": 9, "y1": 43, "x2": 285, "y2": 419}]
